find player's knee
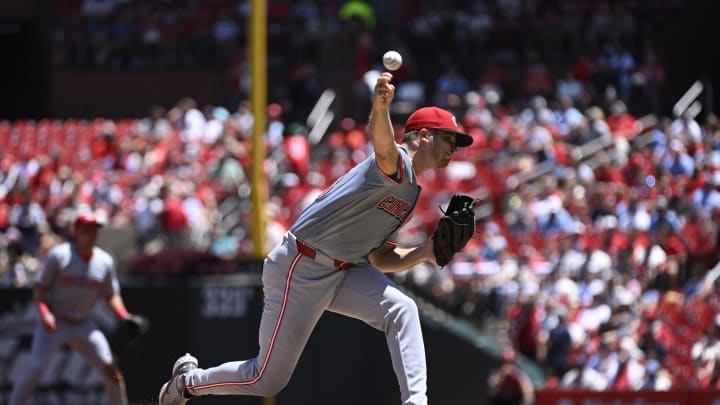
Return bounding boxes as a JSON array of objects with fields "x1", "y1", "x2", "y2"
[
  {"x1": 263, "y1": 384, "x2": 285, "y2": 397},
  {"x1": 254, "y1": 380, "x2": 286, "y2": 397},
  {"x1": 256, "y1": 373, "x2": 291, "y2": 396},
  {"x1": 393, "y1": 293, "x2": 419, "y2": 319},
  {"x1": 26, "y1": 363, "x2": 46, "y2": 376},
  {"x1": 380, "y1": 293, "x2": 419, "y2": 331},
  {"x1": 18, "y1": 364, "x2": 46, "y2": 383}
]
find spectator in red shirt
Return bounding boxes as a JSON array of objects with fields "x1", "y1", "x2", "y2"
[
  {"x1": 606, "y1": 100, "x2": 637, "y2": 139},
  {"x1": 508, "y1": 292, "x2": 542, "y2": 361},
  {"x1": 681, "y1": 208, "x2": 718, "y2": 269},
  {"x1": 593, "y1": 151, "x2": 626, "y2": 184},
  {"x1": 159, "y1": 184, "x2": 189, "y2": 248}
]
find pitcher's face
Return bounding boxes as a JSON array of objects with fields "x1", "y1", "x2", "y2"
[{"x1": 430, "y1": 130, "x2": 458, "y2": 168}]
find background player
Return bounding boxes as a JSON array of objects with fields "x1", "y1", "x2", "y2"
[
  {"x1": 159, "y1": 71, "x2": 474, "y2": 405},
  {"x1": 9, "y1": 211, "x2": 140, "y2": 405}
]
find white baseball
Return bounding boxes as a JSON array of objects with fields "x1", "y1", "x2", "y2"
[{"x1": 382, "y1": 50, "x2": 403, "y2": 71}]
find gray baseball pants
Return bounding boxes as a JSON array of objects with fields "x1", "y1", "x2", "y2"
[{"x1": 184, "y1": 231, "x2": 428, "y2": 405}]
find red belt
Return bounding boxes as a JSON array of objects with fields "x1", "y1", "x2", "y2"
[{"x1": 296, "y1": 240, "x2": 352, "y2": 270}]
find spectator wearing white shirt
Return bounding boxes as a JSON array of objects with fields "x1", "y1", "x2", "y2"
[
  {"x1": 671, "y1": 112, "x2": 702, "y2": 146},
  {"x1": 691, "y1": 174, "x2": 720, "y2": 215}
]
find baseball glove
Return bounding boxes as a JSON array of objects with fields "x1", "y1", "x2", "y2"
[
  {"x1": 124, "y1": 314, "x2": 150, "y2": 345},
  {"x1": 432, "y1": 194, "x2": 476, "y2": 267}
]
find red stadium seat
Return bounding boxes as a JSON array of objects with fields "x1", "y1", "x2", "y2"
[{"x1": 115, "y1": 119, "x2": 134, "y2": 139}]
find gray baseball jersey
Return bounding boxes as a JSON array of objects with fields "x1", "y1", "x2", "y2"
[
  {"x1": 36, "y1": 242, "x2": 119, "y2": 322},
  {"x1": 292, "y1": 146, "x2": 420, "y2": 264},
  {"x1": 182, "y1": 145, "x2": 429, "y2": 405}
]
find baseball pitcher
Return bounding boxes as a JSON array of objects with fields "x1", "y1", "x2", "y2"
[{"x1": 159, "y1": 72, "x2": 475, "y2": 405}]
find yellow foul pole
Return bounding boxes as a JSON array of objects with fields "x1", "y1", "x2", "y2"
[
  {"x1": 251, "y1": 3, "x2": 275, "y2": 403},
  {"x1": 250, "y1": 0, "x2": 268, "y2": 260}
]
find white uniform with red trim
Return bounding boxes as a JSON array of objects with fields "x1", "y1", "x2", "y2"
[
  {"x1": 183, "y1": 146, "x2": 428, "y2": 405},
  {"x1": 9, "y1": 242, "x2": 125, "y2": 405}
]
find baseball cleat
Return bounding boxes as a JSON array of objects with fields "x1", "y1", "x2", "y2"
[{"x1": 158, "y1": 353, "x2": 199, "y2": 405}]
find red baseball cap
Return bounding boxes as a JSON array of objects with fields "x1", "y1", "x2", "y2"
[
  {"x1": 404, "y1": 106, "x2": 474, "y2": 147},
  {"x1": 74, "y1": 212, "x2": 105, "y2": 227}
]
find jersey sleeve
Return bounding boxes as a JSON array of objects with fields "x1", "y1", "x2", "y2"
[
  {"x1": 35, "y1": 249, "x2": 60, "y2": 289},
  {"x1": 102, "y1": 255, "x2": 121, "y2": 297},
  {"x1": 374, "y1": 145, "x2": 409, "y2": 184},
  {"x1": 384, "y1": 233, "x2": 400, "y2": 247}
]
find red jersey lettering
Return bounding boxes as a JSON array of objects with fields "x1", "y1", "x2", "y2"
[{"x1": 377, "y1": 195, "x2": 412, "y2": 221}]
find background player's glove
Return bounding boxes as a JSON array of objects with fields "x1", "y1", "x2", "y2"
[
  {"x1": 432, "y1": 194, "x2": 476, "y2": 267},
  {"x1": 124, "y1": 314, "x2": 150, "y2": 345}
]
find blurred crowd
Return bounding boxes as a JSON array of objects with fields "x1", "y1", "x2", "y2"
[
  {"x1": 2, "y1": 0, "x2": 719, "y2": 394},
  {"x1": 53, "y1": 0, "x2": 684, "y2": 121},
  {"x1": 394, "y1": 97, "x2": 720, "y2": 391},
  {"x1": 3, "y1": 93, "x2": 719, "y2": 392}
]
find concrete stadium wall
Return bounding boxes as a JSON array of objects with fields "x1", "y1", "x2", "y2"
[{"x1": 0, "y1": 273, "x2": 497, "y2": 405}]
